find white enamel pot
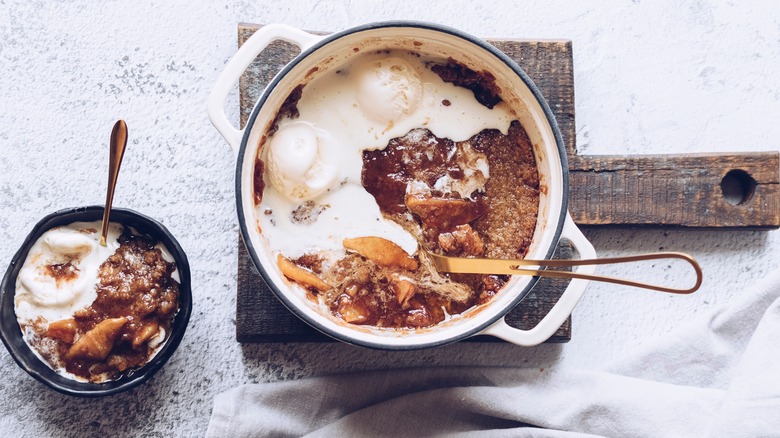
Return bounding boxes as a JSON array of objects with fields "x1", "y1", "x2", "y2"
[{"x1": 208, "y1": 21, "x2": 596, "y2": 348}]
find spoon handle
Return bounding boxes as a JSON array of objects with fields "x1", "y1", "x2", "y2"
[
  {"x1": 427, "y1": 251, "x2": 703, "y2": 294},
  {"x1": 100, "y1": 120, "x2": 128, "y2": 246}
]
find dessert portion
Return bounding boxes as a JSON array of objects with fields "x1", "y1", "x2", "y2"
[
  {"x1": 363, "y1": 121, "x2": 538, "y2": 260},
  {"x1": 256, "y1": 50, "x2": 539, "y2": 329},
  {"x1": 14, "y1": 221, "x2": 180, "y2": 382}
]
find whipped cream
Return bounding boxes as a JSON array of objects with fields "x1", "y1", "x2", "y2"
[{"x1": 259, "y1": 51, "x2": 515, "y2": 259}]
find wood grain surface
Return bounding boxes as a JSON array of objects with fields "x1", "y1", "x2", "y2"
[{"x1": 570, "y1": 153, "x2": 779, "y2": 227}]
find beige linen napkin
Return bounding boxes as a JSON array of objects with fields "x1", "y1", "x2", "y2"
[{"x1": 207, "y1": 267, "x2": 780, "y2": 437}]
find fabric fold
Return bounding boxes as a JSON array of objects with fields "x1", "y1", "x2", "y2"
[{"x1": 207, "y1": 267, "x2": 780, "y2": 437}]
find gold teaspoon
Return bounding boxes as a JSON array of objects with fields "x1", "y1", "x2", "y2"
[{"x1": 100, "y1": 120, "x2": 128, "y2": 246}]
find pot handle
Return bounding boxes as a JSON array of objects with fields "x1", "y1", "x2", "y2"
[
  {"x1": 207, "y1": 24, "x2": 322, "y2": 153},
  {"x1": 479, "y1": 212, "x2": 596, "y2": 346}
]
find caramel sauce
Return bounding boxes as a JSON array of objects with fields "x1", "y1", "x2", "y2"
[
  {"x1": 431, "y1": 59, "x2": 502, "y2": 109},
  {"x1": 363, "y1": 129, "x2": 460, "y2": 215},
  {"x1": 253, "y1": 158, "x2": 265, "y2": 205},
  {"x1": 44, "y1": 262, "x2": 79, "y2": 286}
]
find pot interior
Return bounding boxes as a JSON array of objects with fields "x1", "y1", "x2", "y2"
[{"x1": 239, "y1": 23, "x2": 565, "y2": 348}]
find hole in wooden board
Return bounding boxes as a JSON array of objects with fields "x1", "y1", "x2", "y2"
[{"x1": 720, "y1": 169, "x2": 757, "y2": 206}]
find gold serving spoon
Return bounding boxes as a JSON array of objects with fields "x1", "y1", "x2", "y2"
[
  {"x1": 99, "y1": 120, "x2": 128, "y2": 246},
  {"x1": 426, "y1": 251, "x2": 703, "y2": 294}
]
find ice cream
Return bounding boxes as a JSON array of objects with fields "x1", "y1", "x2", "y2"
[
  {"x1": 259, "y1": 50, "x2": 516, "y2": 260},
  {"x1": 15, "y1": 221, "x2": 121, "y2": 323},
  {"x1": 354, "y1": 57, "x2": 422, "y2": 126},
  {"x1": 264, "y1": 56, "x2": 425, "y2": 203},
  {"x1": 265, "y1": 121, "x2": 343, "y2": 202}
]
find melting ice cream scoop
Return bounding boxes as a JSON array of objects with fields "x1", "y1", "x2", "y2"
[
  {"x1": 15, "y1": 222, "x2": 121, "y2": 322},
  {"x1": 354, "y1": 57, "x2": 422, "y2": 125},
  {"x1": 265, "y1": 121, "x2": 342, "y2": 201},
  {"x1": 43, "y1": 231, "x2": 95, "y2": 261}
]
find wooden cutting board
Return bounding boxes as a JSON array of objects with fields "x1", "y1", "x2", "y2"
[{"x1": 234, "y1": 23, "x2": 780, "y2": 344}]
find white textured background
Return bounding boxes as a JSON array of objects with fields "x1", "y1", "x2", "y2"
[{"x1": 1, "y1": 1, "x2": 778, "y2": 436}]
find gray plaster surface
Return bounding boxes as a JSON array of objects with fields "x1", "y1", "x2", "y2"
[{"x1": 1, "y1": 1, "x2": 778, "y2": 436}]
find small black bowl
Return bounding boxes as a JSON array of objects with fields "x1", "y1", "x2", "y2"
[{"x1": 0, "y1": 206, "x2": 192, "y2": 397}]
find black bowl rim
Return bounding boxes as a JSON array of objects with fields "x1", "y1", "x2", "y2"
[
  {"x1": 0, "y1": 206, "x2": 192, "y2": 397},
  {"x1": 235, "y1": 20, "x2": 569, "y2": 350}
]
